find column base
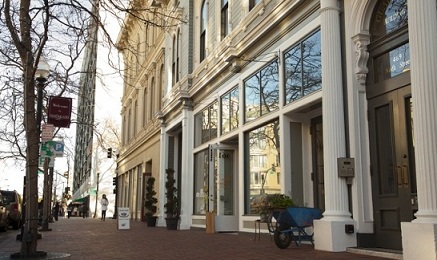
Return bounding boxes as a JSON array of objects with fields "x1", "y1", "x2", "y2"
[
  {"x1": 402, "y1": 222, "x2": 437, "y2": 260},
  {"x1": 314, "y1": 218, "x2": 357, "y2": 252}
]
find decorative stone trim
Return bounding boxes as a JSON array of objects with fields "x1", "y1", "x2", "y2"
[{"x1": 353, "y1": 33, "x2": 370, "y2": 86}]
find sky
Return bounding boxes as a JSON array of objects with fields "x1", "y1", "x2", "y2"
[{"x1": 0, "y1": 9, "x2": 123, "y2": 196}]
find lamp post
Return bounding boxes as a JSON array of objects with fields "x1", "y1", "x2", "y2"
[{"x1": 15, "y1": 57, "x2": 50, "y2": 257}]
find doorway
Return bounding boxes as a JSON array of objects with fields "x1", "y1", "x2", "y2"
[
  {"x1": 208, "y1": 145, "x2": 238, "y2": 232},
  {"x1": 368, "y1": 86, "x2": 416, "y2": 250},
  {"x1": 311, "y1": 116, "x2": 325, "y2": 212}
]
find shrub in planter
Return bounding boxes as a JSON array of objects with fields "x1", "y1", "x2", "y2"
[
  {"x1": 144, "y1": 177, "x2": 158, "y2": 227},
  {"x1": 164, "y1": 168, "x2": 179, "y2": 230}
]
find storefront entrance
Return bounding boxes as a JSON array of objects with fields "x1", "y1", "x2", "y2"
[
  {"x1": 368, "y1": 86, "x2": 416, "y2": 250},
  {"x1": 208, "y1": 146, "x2": 238, "y2": 232}
]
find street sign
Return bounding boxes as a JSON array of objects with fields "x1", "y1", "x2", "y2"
[
  {"x1": 40, "y1": 140, "x2": 64, "y2": 158},
  {"x1": 41, "y1": 124, "x2": 54, "y2": 142},
  {"x1": 38, "y1": 157, "x2": 54, "y2": 168}
]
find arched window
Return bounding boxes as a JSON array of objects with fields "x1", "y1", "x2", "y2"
[
  {"x1": 150, "y1": 78, "x2": 155, "y2": 120},
  {"x1": 221, "y1": 0, "x2": 229, "y2": 40},
  {"x1": 134, "y1": 100, "x2": 138, "y2": 135},
  {"x1": 249, "y1": 0, "x2": 260, "y2": 11},
  {"x1": 159, "y1": 64, "x2": 164, "y2": 110},
  {"x1": 143, "y1": 87, "x2": 148, "y2": 126},
  {"x1": 200, "y1": 0, "x2": 207, "y2": 62}
]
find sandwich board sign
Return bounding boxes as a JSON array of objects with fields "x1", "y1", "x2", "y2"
[{"x1": 118, "y1": 207, "x2": 130, "y2": 230}]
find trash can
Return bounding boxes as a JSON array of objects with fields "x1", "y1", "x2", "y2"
[{"x1": 117, "y1": 207, "x2": 130, "y2": 230}]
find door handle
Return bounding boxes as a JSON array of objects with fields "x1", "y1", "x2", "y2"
[
  {"x1": 396, "y1": 166, "x2": 402, "y2": 187},
  {"x1": 402, "y1": 165, "x2": 409, "y2": 186}
]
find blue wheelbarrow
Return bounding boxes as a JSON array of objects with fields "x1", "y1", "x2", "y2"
[{"x1": 272, "y1": 207, "x2": 322, "y2": 249}]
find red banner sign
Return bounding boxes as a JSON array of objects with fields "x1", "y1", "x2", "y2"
[{"x1": 47, "y1": 96, "x2": 73, "y2": 128}]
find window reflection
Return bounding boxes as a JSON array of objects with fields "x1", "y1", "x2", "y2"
[
  {"x1": 244, "y1": 60, "x2": 279, "y2": 123},
  {"x1": 372, "y1": 0, "x2": 408, "y2": 40},
  {"x1": 221, "y1": 86, "x2": 239, "y2": 135},
  {"x1": 284, "y1": 30, "x2": 321, "y2": 104},
  {"x1": 194, "y1": 150, "x2": 209, "y2": 215},
  {"x1": 246, "y1": 120, "x2": 281, "y2": 214},
  {"x1": 194, "y1": 101, "x2": 218, "y2": 147},
  {"x1": 375, "y1": 43, "x2": 410, "y2": 81}
]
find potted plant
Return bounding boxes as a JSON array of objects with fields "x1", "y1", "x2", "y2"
[
  {"x1": 251, "y1": 193, "x2": 294, "y2": 221},
  {"x1": 144, "y1": 176, "x2": 158, "y2": 227},
  {"x1": 164, "y1": 168, "x2": 179, "y2": 230}
]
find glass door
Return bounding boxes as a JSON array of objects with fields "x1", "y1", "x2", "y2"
[{"x1": 209, "y1": 146, "x2": 238, "y2": 232}]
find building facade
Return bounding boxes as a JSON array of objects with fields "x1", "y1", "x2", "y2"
[{"x1": 117, "y1": 0, "x2": 437, "y2": 258}]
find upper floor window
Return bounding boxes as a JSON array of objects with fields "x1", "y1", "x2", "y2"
[
  {"x1": 194, "y1": 101, "x2": 218, "y2": 147},
  {"x1": 249, "y1": 0, "x2": 261, "y2": 11},
  {"x1": 172, "y1": 35, "x2": 177, "y2": 86},
  {"x1": 221, "y1": 0, "x2": 229, "y2": 40},
  {"x1": 284, "y1": 30, "x2": 321, "y2": 105},
  {"x1": 221, "y1": 86, "x2": 239, "y2": 135},
  {"x1": 244, "y1": 59, "x2": 279, "y2": 123},
  {"x1": 150, "y1": 78, "x2": 155, "y2": 119},
  {"x1": 200, "y1": 0, "x2": 207, "y2": 62}
]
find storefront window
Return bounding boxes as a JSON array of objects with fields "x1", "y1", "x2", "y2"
[
  {"x1": 221, "y1": 86, "x2": 239, "y2": 135},
  {"x1": 194, "y1": 101, "x2": 218, "y2": 147},
  {"x1": 245, "y1": 120, "x2": 281, "y2": 214},
  {"x1": 194, "y1": 149, "x2": 209, "y2": 215},
  {"x1": 284, "y1": 30, "x2": 321, "y2": 104},
  {"x1": 244, "y1": 60, "x2": 279, "y2": 123}
]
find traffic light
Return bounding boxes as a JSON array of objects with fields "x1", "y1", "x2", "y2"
[
  {"x1": 113, "y1": 177, "x2": 117, "y2": 186},
  {"x1": 107, "y1": 147, "x2": 112, "y2": 158}
]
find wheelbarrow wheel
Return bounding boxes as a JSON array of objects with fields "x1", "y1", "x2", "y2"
[{"x1": 273, "y1": 229, "x2": 293, "y2": 249}]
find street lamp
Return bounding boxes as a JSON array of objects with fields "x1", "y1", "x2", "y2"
[
  {"x1": 35, "y1": 56, "x2": 50, "y2": 134},
  {"x1": 18, "y1": 57, "x2": 50, "y2": 243}
]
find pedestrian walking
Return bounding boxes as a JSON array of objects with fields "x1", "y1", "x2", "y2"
[
  {"x1": 81, "y1": 203, "x2": 89, "y2": 218},
  {"x1": 67, "y1": 204, "x2": 72, "y2": 219},
  {"x1": 100, "y1": 194, "x2": 109, "y2": 221},
  {"x1": 53, "y1": 202, "x2": 60, "y2": 221}
]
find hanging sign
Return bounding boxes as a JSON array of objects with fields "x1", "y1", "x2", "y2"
[{"x1": 47, "y1": 96, "x2": 73, "y2": 128}]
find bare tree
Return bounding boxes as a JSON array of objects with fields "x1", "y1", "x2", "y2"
[{"x1": 1, "y1": 0, "x2": 184, "y2": 256}]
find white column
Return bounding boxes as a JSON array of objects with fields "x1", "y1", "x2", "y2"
[
  {"x1": 314, "y1": 0, "x2": 356, "y2": 252},
  {"x1": 157, "y1": 115, "x2": 167, "y2": 227},
  {"x1": 402, "y1": 1, "x2": 437, "y2": 259},
  {"x1": 179, "y1": 95, "x2": 194, "y2": 230}
]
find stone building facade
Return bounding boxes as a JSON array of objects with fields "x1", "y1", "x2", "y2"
[{"x1": 116, "y1": 0, "x2": 437, "y2": 257}]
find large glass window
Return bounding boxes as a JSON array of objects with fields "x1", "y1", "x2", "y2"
[
  {"x1": 244, "y1": 59, "x2": 279, "y2": 123},
  {"x1": 194, "y1": 101, "x2": 218, "y2": 147},
  {"x1": 284, "y1": 30, "x2": 321, "y2": 104},
  {"x1": 221, "y1": 86, "x2": 239, "y2": 135},
  {"x1": 194, "y1": 150, "x2": 209, "y2": 215},
  {"x1": 245, "y1": 120, "x2": 281, "y2": 214}
]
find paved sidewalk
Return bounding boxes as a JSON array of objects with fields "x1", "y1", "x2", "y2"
[{"x1": 0, "y1": 218, "x2": 393, "y2": 259}]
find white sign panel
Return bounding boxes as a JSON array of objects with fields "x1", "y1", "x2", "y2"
[
  {"x1": 41, "y1": 124, "x2": 54, "y2": 142},
  {"x1": 118, "y1": 207, "x2": 130, "y2": 230}
]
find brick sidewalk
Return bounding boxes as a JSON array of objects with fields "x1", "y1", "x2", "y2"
[{"x1": 0, "y1": 218, "x2": 393, "y2": 259}]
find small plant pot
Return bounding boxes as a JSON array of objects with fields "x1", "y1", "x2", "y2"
[
  {"x1": 146, "y1": 216, "x2": 158, "y2": 227},
  {"x1": 165, "y1": 217, "x2": 179, "y2": 230}
]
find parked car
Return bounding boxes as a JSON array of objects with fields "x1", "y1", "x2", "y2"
[
  {"x1": 0, "y1": 190, "x2": 22, "y2": 230},
  {"x1": 0, "y1": 192, "x2": 9, "y2": 232}
]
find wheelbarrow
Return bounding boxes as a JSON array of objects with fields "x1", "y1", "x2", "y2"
[{"x1": 271, "y1": 207, "x2": 322, "y2": 249}]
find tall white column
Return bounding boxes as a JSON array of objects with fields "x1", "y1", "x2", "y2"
[
  {"x1": 157, "y1": 114, "x2": 167, "y2": 227},
  {"x1": 179, "y1": 93, "x2": 194, "y2": 230},
  {"x1": 314, "y1": 0, "x2": 356, "y2": 252},
  {"x1": 402, "y1": 1, "x2": 437, "y2": 259}
]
